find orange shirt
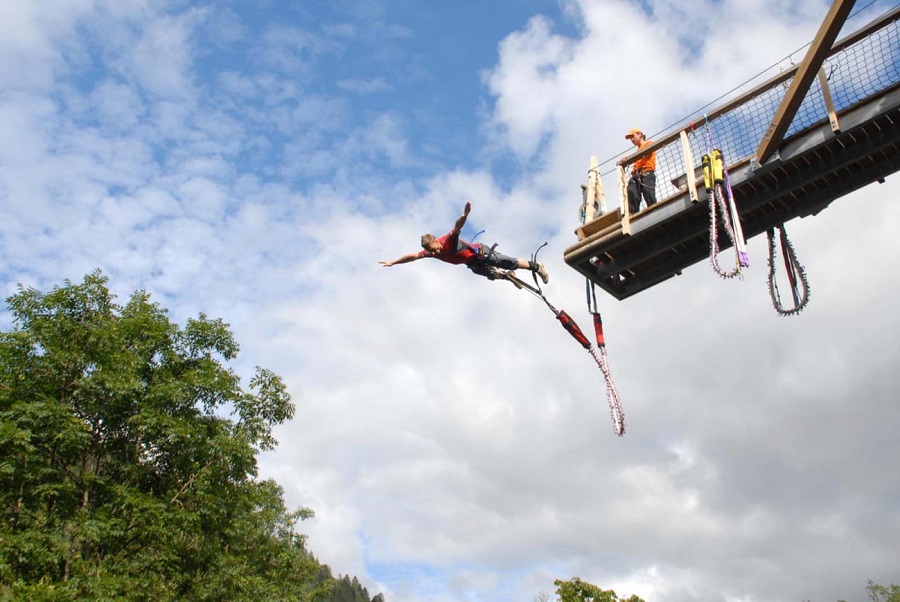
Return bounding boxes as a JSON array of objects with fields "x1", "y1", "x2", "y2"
[{"x1": 632, "y1": 140, "x2": 656, "y2": 173}]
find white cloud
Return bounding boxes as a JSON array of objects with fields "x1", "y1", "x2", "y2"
[
  {"x1": 126, "y1": 11, "x2": 200, "y2": 98},
  {"x1": 2, "y1": 1, "x2": 899, "y2": 601},
  {"x1": 484, "y1": 15, "x2": 576, "y2": 160},
  {"x1": 0, "y1": 0, "x2": 97, "y2": 92}
]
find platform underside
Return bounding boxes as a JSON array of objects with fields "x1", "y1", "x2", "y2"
[{"x1": 564, "y1": 86, "x2": 900, "y2": 301}]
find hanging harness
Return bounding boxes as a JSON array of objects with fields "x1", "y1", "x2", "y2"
[
  {"x1": 461, "y1": 239, "x2": 504, "y2": 280},
  {"x1": 701, "y1": 119, "x2": 750, "y2": 279},
  {"x1": 692, "y1": 119, "x2": 812, "y2": 315},
  {"x1": 504, "y1": 244, "x2": 626, "y2": 436},
  {"x1": 767, "y1": 224, "x2": 811, "y2": 316},
  {"x1": 457, "y1": 234, "x2": 495, "y2": 260}
]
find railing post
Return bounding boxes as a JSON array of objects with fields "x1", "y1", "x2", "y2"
[
  {"x1": 617, "y1": 164, "x2": 630, "y2": 224},
  {"x1": 583, "y1": 156, "x2": 600, "y2": 223},
  {"x1": 593, "y1": 157, "x2": 607, "y2": 214},
  {"x1": 818, "y1": 67, "x2": 841, "y2": 132},
  {"x1": 680, "y1": 130, "x2": 700, "y2": 203}
]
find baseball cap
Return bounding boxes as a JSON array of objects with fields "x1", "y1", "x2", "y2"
[{"x1": 625, "y1": 128, "x2": 642, "y2": 139}]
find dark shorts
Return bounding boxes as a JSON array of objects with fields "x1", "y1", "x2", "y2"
[{"x1": 467, "y1": 245, "x2": 519, "y2": 279}]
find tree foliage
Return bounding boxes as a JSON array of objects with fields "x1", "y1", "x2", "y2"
[
  {"x1": 0, "y1": 271, "x2": 331, "y2": 601},
  {"x1": 554, "y1": 577, "x2": 645, "y2": 602},
  {"x1": 320, "y1": 572, "x2": 385, "y2": 602},
  {"x1": 553, "y1": 576, "x2": 900, "y2": 602},
  {"x1": 867, "y1": 580, "x2": 900, "y2": 602}
]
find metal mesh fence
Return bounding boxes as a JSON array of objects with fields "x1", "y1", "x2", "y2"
[{"x1": 602, "y1": 12, "x2": 900, "y2": 213}]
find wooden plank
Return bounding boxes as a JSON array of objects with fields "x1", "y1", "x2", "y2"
[
  {"x1": 818, "y1": 67, "x2": 841, "y2": 132},
  {"x1": 617, "y1": 165, "x2": 629, "y2": 219},
  {"x1": 756, "y1": 0, "x2": 857, "y2": 163},
  {"x1": 594, "y1": 161, "x2": 607, "y2": 214},
  {"x1": 680, "y1": 130, "x2": 700, "y2": 202},
  {"x1": 575, "y1": 207, "x2": 623, "y2": 240},
  {"x1": 583, "y1": 156, "x2": 599, "y2": 223}
]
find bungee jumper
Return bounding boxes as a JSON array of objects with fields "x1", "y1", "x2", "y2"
[
  {"x1": 380, "y1": 201, "x2": 625, "y2": 436},
  {"x1": 379, "y1": 201, "x2": 549, "y2": 284}
]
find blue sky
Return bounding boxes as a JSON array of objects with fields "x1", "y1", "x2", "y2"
[{"x1": 2, "y1": 1, "x2": 900, "y2": 601}]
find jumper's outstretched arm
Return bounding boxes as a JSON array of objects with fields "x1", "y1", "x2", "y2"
[
  {"x1": 452, "y1": 201, "x2": 471, "y2": 234},
  {"x1": 381, "y1": 201, "x2": 471, "y2": 268},
  {"x1": 379, "y1": 252, "x2": 421, "y2": 268}
]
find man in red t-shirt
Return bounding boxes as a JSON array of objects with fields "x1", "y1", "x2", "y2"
[
  {"x1": 624, "y1": 128, "x2": 657, "y2": 214},
  {"x1": 380, "y1": 201, "x2": 549, "y2": 284}
]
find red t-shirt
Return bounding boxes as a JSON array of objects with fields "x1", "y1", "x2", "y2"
[{"x1": 417, "y1": 230, "x2": 478, "y2": 265}]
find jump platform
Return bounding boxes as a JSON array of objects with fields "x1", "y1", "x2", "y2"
[{"x1": 565, "y1": 7, "x2": 900, "y2": 300}]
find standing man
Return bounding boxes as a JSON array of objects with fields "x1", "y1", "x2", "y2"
[
  {"x1": 625, "y1": 128, "x2": 657, "y2": 215},
  {"x1": 380, "y1": 201, "x2": 549, "y2": 284}
]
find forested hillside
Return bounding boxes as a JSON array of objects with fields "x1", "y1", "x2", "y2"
[{"x1": 0, "y1": 271, "x2": 382, "y2": 601}]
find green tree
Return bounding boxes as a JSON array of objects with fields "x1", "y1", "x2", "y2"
[
  {"x1": 314, "y1": 566, "x2": 384, "y2": 602},
  {"x1": 326, "y1": 574, "x2": 371, "y2": 602},
  {"x1": 0, "y1": 271, "x2": 330, "y2": 601},
  {"x1": 868, "y1": 580, "x2": 900, "y2": 602},
  {"x1": 554, "y1": 577, "x2": 645, "y2": 602}
]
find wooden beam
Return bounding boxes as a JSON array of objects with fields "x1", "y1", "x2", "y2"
[
  {"x1": 818, "y1": 67, "x2": 841, "y2": 132},
  {"x1": 613, "y1": 165, "x2": 633, "y2": 235},
  {"x1": 594, "y1": 159, "x2": 607, "y2": 214},
  {"x1": 679, "y1": 130, "x2": 700, "y2": 203},
  {"x1": 756, "y1": 0, "x2": 856, "y2": 163},
  {"x1": 575, "y1": 207, "x2": 623, "y2": 241},
  {"x1": 583, "y1": 156, "x2": 599, "y2": 224}
]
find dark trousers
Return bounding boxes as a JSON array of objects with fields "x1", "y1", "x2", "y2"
[
  {"x1": 627, "y1": 171, "x2": 657, "y2": 214},
  {"x1": 467, "y1": 246, "x2": 520, "y2": 280}
]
